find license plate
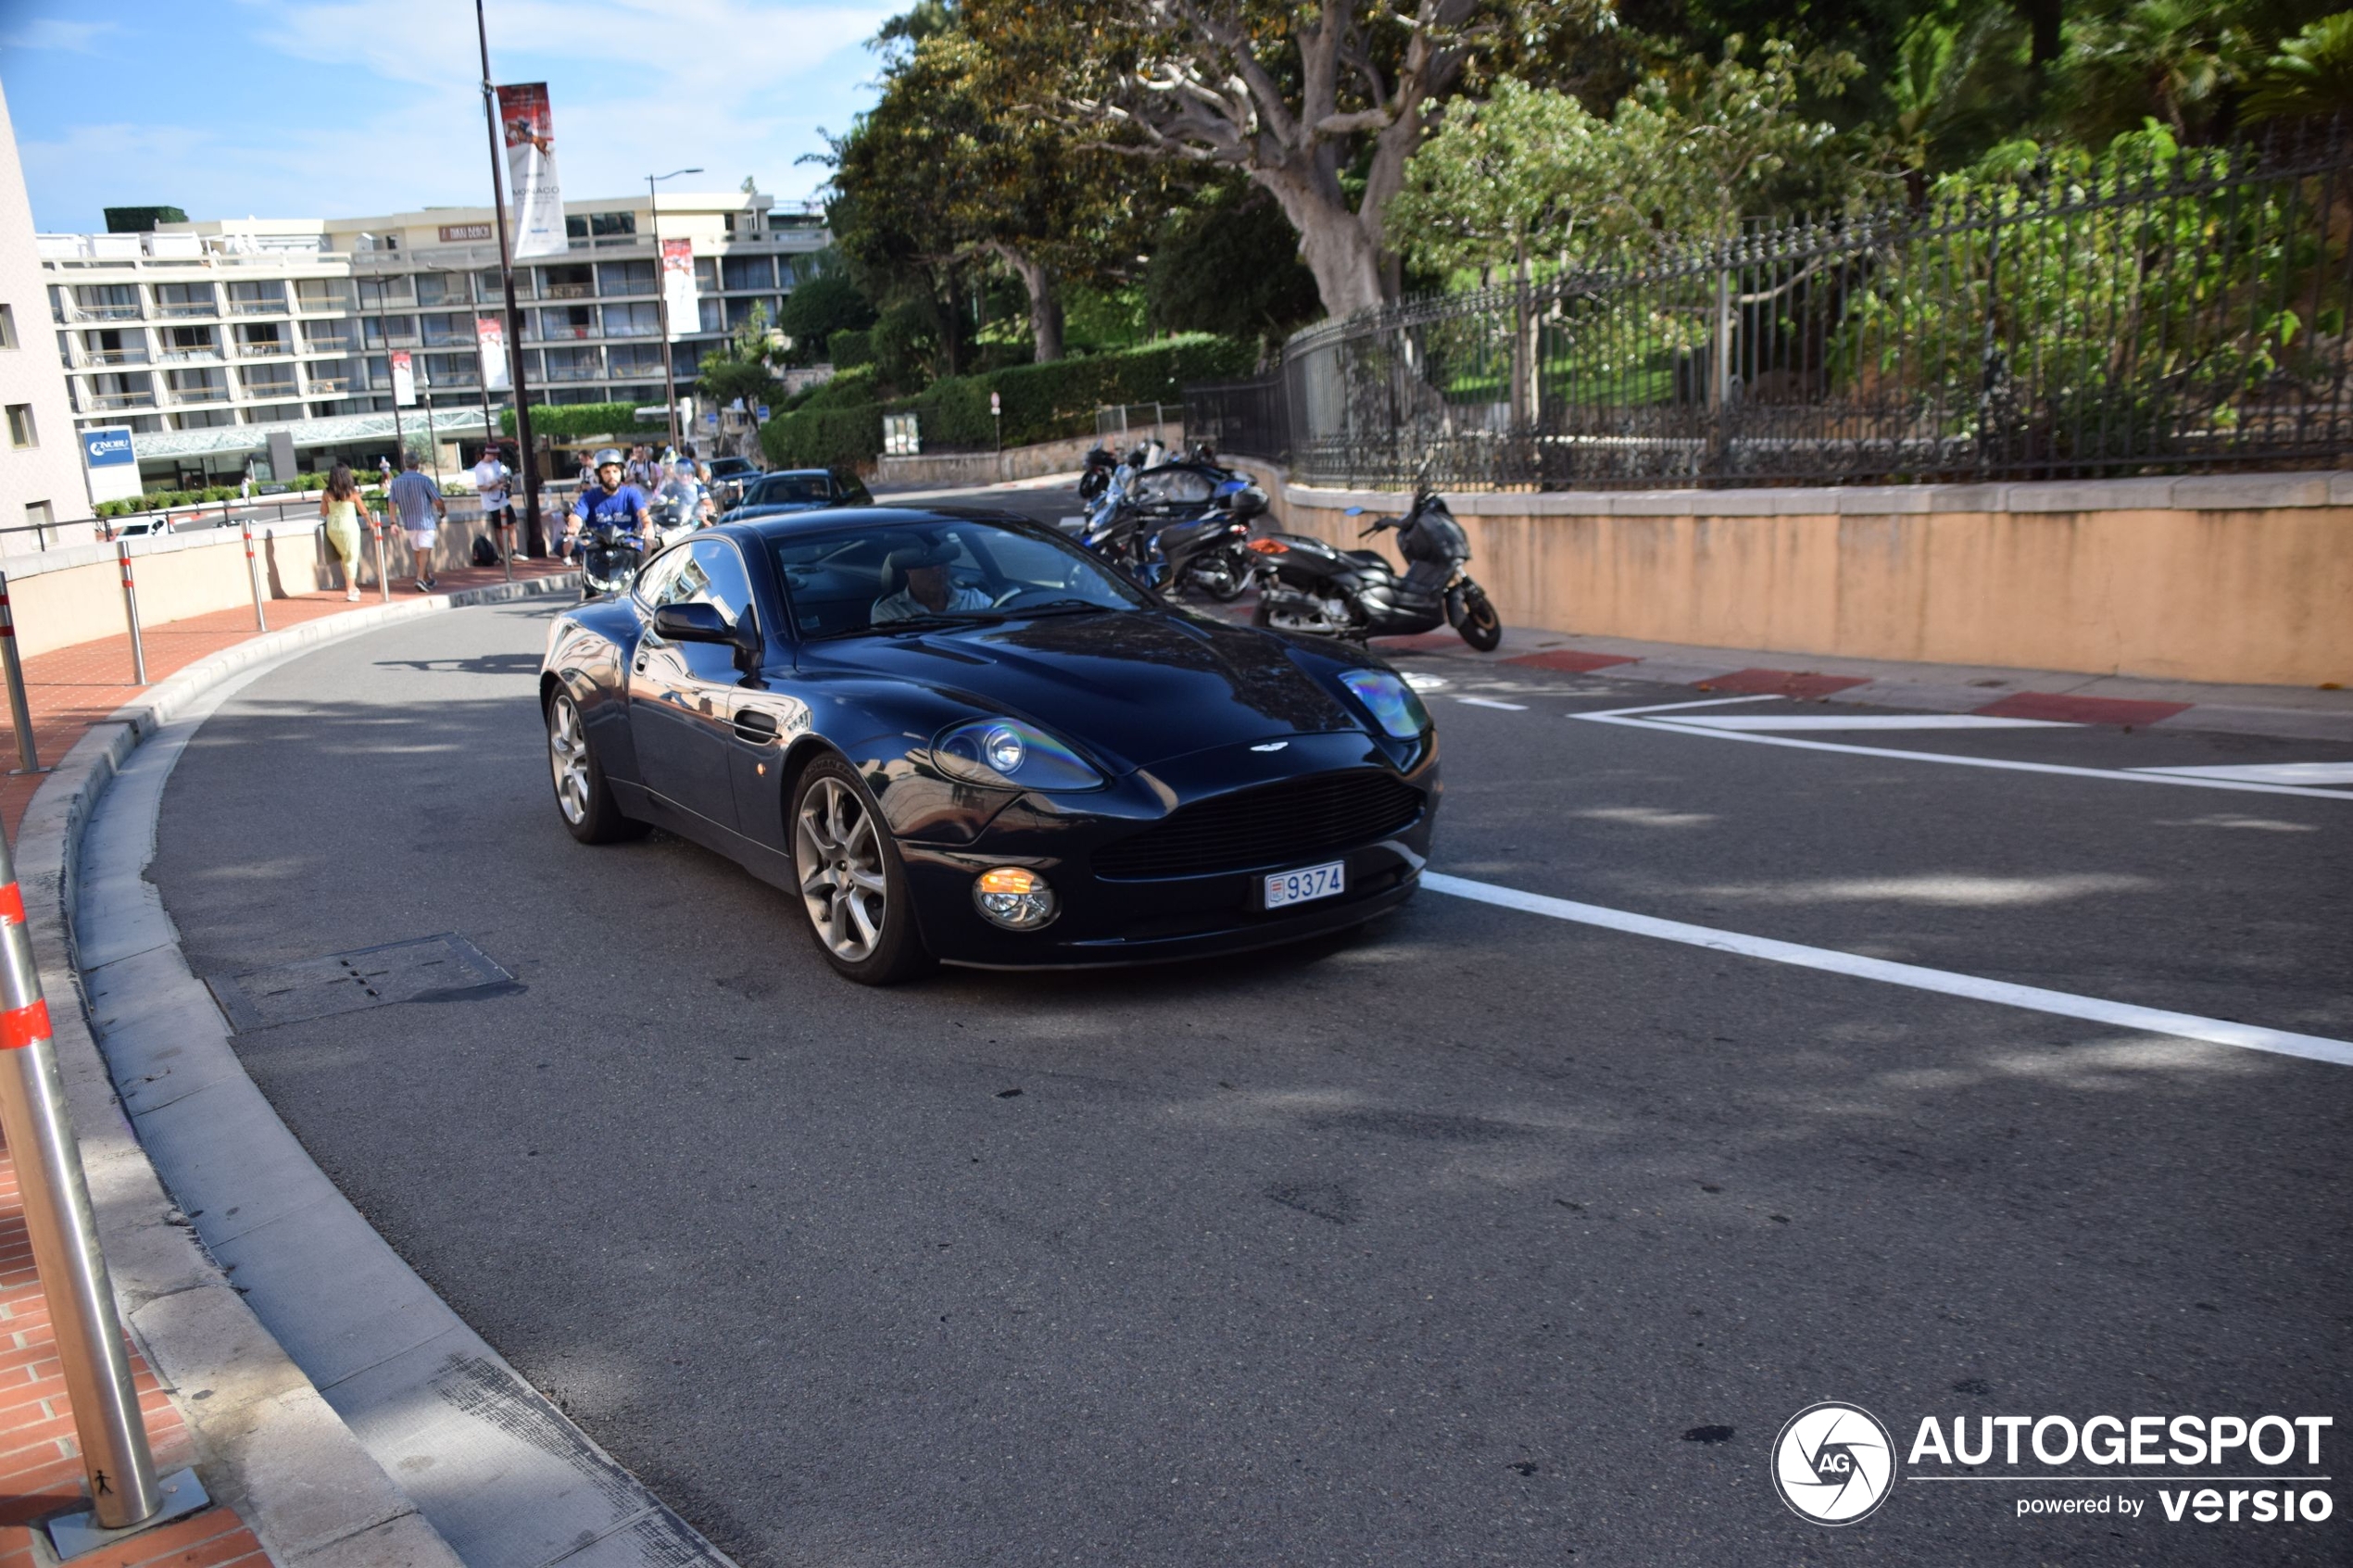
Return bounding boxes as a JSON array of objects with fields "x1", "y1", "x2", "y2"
[{"x1": 1264, "y1": 860, "x2": 1346, "y2": 909}]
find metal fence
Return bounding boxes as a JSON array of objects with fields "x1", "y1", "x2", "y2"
[{"x1": 1189, "y1": 119, "x2": 2353, "y2": 490}]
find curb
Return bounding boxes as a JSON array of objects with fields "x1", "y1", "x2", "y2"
[{"x1": 16, "y1": 578, "x2": 578, "y2": 1568}]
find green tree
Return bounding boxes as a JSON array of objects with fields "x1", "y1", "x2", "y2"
[
  {"x1": 1144, "y1": 178, "x2": 1322, "y2": 348},
  {"x1": 2246, "y1": 10, "x2": 2353, "y2": 119},
  {"x1": 696, "y1": 303, "x2": 785, "y2": 411},
  {"x1": 775, "y1": 251, "x2": 878, "y2": 363}
]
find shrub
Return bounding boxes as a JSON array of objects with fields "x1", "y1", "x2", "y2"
[{"x1": 497, "y1": 401, "x2": 665, "y2": 440}]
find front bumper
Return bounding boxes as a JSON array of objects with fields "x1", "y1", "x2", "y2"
[{"x1": 896, "y1": 730, "x2": 1439, "y2": 968}]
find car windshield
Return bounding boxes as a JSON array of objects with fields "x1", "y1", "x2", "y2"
[
  {"x1": 747, "y1": 473, "x2": 831, "y2": 506},
  {"x1": 773, "y1": 517, "x2": 1150, "y2": 640}
]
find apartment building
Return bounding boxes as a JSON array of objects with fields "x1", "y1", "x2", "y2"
[
  {"x1": 0, "y1": 81, "x2": 93, "y2": 551},
  {"x1": 39, "y1": 190, "x2": 827, "y2": 491}
]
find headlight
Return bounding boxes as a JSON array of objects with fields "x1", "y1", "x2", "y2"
[
  {"x1": 1338, "y1": 669, "x2": 1431, "y2": 739},
  {"x1": 933, "y1": 718, "x2": 1104, "y2": 791}
]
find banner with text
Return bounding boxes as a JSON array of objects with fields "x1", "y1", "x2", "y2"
[
  {"x1": 661, "y1": 239, "x2": 698, "y2": 342},
  {"x1": 495, "y1": 82, "x2": 566, "y2": 259},
  {"x1": 390, "y1": 349, "x2": 417, "y2": 408},
  {"x1": 475, "y1": 315, "x2": 510, "y2": 392}
]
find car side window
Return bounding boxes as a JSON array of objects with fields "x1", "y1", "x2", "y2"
[
  {"x1": 684, "y1": 538, "x2": 754, "y2": 624},
  {"x1": 633, "y1": 547, "x2": 695, "y2": 613}
]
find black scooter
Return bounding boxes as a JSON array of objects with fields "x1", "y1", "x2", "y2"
[
  {"x1": 1154, "y1": 483, "x2": 1266, "y2": 602},
  {"x1": 577, "y1": 521, "x2": 646, "y2": 599},
  {"x1": 1251, "y1": 487, "x2": 1503, "y2": 650}
]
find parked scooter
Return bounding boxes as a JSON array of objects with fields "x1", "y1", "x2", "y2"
[
  {"x1": 1154, "y1": 483, "x2": 1266, "y2": 602},
  {"x1": 577, "y1": 521, "x2": 647, "y2": 599},
  {"x1": 1250, "y1": 487, "x2": 1503, "y2": 650}
]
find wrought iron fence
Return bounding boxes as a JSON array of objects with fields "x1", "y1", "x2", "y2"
[{"x1": 1189, "y1": 119, "x2": 2353, "y2": 489}]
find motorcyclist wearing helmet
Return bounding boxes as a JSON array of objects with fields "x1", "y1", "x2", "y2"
[{"x1": 564, "y1": 448, "x2": 651, "y2": 561}]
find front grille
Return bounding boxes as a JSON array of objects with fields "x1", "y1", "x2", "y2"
[{"x1": 1093, "y1": 771, "x2": 1424, "y2": 880}]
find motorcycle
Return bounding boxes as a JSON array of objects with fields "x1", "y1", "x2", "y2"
[
  {"x1": 1250, "y1": 487, "x2": 1503, "y2": 651},
  {"x1": 1153, "y1": 483, "x2": 1265, "y2": 603},
  {"x1": 577, "y1": 520, "x2": 647, "y2": 599}
]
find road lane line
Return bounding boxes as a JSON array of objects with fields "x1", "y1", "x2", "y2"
[
  {"x1": 1665, "y1": 714, "x2": 2073, "y2": 732},
  {"x1": 1569, "y1": 703, "x2": 2353, "y2": 801},
  {"x1": 1454, "y1": 696, "x2": 1529, "y2": 710},
  {"x1": 2132, "y1": 762, "x2": 2353, "y2": 785},
  {"x1": 1420, "y1": 872, "x2": 2353, "y2": 1068}
]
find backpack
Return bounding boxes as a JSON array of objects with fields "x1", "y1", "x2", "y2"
[{"x1": 472, "y1": 533, "x2": 501, "y2": 568}]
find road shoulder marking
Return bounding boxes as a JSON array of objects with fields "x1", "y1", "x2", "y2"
[{"x1": 1421, "y1": 872, "x2": 2353, "y2": 1068}]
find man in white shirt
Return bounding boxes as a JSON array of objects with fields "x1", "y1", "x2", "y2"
[
  {"x1": 873, "y1": 541, "x2": 992, "y2": 623},
  {"x1": 472, "y1": 446, "x2": 513, "y2": 560}
]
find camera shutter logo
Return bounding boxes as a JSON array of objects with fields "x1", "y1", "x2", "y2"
[{"x1": 1773, "y1": 1402, "x2": 1897, "y2": 1524}]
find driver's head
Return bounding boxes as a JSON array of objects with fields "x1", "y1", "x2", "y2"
[
  {"x1": 905, "y1": 561, "x2": 953, "y2": 611},
  {"x1": 598, "y1": 464, "x2": 623, "y2": 491}
]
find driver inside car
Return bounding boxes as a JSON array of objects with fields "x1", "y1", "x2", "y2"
[{"x1": 873, "y1": 540, "x2": 993, "y2": 623}]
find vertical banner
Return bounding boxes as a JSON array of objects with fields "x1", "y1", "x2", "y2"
[
  {"x1": 661, "y1": 239, "x2": 698, "y2": 341},
  {"x1": 390, "y1": 349, "x2": 417, "y2": 407},
  {"x1": 495, "y1": 82, "x2": 566, "y2": 259},
  {"x1": 475, "y1": 314, "x2": 510, "y2": 392}
]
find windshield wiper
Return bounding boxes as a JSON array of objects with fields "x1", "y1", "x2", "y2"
[{"x1": 1009, "y1": 597, "x2": 1124, "y2": 617}]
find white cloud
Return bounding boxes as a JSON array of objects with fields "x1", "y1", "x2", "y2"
[{"x1": 0, "y1": 19, "x2": 120, "y2": 53}]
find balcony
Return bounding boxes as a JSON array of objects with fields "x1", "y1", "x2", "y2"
[
  {"x1": 542, "y1": 362, "x2": 602, "y2": 382},
  {"x1": 156, "y1": 300, "x2": 218, "y2": 319},
  {"x1": 157, "y1": 346, "x2": 222, "y2": 364},
  {"x1": 69, "y1": 303, "x2": 143, "y2": 322},
  {"x1": 233, "y1": 338, "x2": 294, "y2": 358},
  {"x1": 427, "y1": 370, "x2": 483, "y2": 389},
  {"x1": 226, "y1": 298, "x2": 288, "y2": 316},
  {"x1": 543, "y1": 282, "x2": 594, "y2": 299},
  {"x1": 88, "y1": 391, "x2": 157, "y2": 409},
  {"x1": 301, "y1": 337, "x2": 357, "y2": 355},
  {"x1": 79, "y1": 347, "x2": 149, "y2": 366},
  {"x1": 305, "y1": 375, "x2": 354, "y2": 394},
  {"x1": 242, "y1": 383, "x2": 298, "y2": 401}
]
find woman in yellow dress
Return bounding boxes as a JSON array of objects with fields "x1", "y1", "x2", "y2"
[{"x1": 318, "y1": 463, "x2": 374, "y2": 602}]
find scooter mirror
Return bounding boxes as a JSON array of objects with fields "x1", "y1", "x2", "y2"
[{"x1": 1343, "y1": 506, "x2": 1365, "y2": 517}]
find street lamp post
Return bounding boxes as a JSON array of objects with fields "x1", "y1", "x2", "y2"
[
  {"x1": 647, "y1": 167, "x2": 702, "y2": 456},
  {"x1": 476, "y1": 0, "x2": 547, "y2": 555},
  {"x1": 357, "y1": 236, "x2": 406, "y2": 473}
]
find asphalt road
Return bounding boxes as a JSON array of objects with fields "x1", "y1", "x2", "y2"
[{"x1": 149, "y1": 489, "x2": 2351, "y2": 1566}]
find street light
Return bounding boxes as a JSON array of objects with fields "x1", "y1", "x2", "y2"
[
  {"x1": 647, "y1": 166, "x2": 702, "y2": 456},
  {"x1": 355, "y1": 233, "x2": 408, "y2": 473}
]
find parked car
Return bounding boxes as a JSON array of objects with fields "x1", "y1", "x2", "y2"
[{"x1": 718, "y1": 468, "x2": 873, "y2": 525}]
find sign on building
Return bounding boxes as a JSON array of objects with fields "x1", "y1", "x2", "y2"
[
  {"x1": 438, "y1": 223, "x2": 494, "y2": 244},
  {"x1": 81, "y1": 425, "x2": 142, "y2": 505},
  {"x1": 661, "y1": 239, "x2": 697, "y2": 341},
  {"x1": 390, "y1": 349, "x2": 417, "y2": 407}
]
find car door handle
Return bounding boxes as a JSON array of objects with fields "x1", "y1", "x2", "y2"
[{"x1": 733, "y1": 709, "x2": 779, "y2": 745}]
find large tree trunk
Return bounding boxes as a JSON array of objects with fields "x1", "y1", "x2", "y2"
[
  {"x1": 1254, "y1": 165, "x2": 1388, "y2": 320},
  {"x1": 989, "y1": 245, "x2": 1065, "y2": 362}
]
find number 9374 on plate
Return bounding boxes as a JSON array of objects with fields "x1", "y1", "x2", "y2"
[{"x1": 1264, "y1": 860, "x2": 1346, "y2": 910}]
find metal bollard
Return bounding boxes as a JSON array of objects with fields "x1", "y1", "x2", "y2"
[
  {"x1": 0, "y1": 827, "x2": 165, "y2": 1529},
  {"x1": 0, "y1": 572, "x2": 41, "y2": 774},
  {"x1": 241, "y1": 521, "x2": 269, "y2": 633},
  {"x1": 370, "y1": 521, "x2": 390, "y2": 604},
  {"x1": 500, "y1": 514, "x2": 514, "y2": 583},
  {"x1": 115, "y1": 542, "x2": 147, "y2": 685}
]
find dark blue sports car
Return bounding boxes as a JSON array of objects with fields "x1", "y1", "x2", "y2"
[{"x1": 539, "y1": 508, "x2": 1440, "y2": 983}]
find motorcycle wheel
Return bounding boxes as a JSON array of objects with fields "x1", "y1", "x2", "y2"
[
  {"x1": 1457, "y1": 587, "x2": 1504, "y2": 652},
  {"x1": 1197, "y1": 559, "x2": 1252, "y2": 603}
]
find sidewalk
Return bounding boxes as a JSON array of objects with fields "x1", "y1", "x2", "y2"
[{"x1": 0, "y1": 553, "x2": 569, "y2": 1564}]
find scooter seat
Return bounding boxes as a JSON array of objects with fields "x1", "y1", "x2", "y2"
[{"x1": 1343, "y1": 549, "x2": 1391, "y2": 571}]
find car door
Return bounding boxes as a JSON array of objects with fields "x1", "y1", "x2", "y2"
[
  {"x1": 632, "y1": 537, "x2": 761, "y2": 831},
  {"x1": 625, "y1": 544, "x2": 728, "y2": 827}
]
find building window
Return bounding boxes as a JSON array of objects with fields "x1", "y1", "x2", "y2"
[
  {"x1": 537, "y1": 305, "x2": 596, "y2": 341},
  {"x1": 607, "y1": 343, "x2": 664, "y2": 377},
  {"x1": 361, "y1": 315, "x2": 418, "y2": 347},
  {"x1": 598, "y1": 260, "x2": 655, "y2": 296},
  {"x1": 602, "y1": 302, "x2": 661, "y2": 338},
  {"x1": 565, "y1": 211, "x2": 636, "y2": 240},
  {"x1": 296, "y1": 278, "x2": 353, "y2": 313},
  {"x1": 6, "y1": 405, "x2": 34, "y2": 447},
  {"x1": 416, "y1": 272, "x2": 472, "y2": 307},
  {"x1": 24, "y1": 501, "x2": 53, "y2": 534},
  {"x1": 225, "y1": 280, "x2": 286, "y2": 314},
  {"x1": 721, "y1": 256, "x2": 774, "y2": 292},
  {"x1": 539, "y1": 264, "x2": 594, "y2": 300},
  {"x1": 419, "y1": 312, "x2": 474, "y2": 347},
  {"x1": 0, "y1": 303, "x2": 14, "y2": 348},
  {"x1": 357, "y1": 275, "x2": 415, "y2": 309}
]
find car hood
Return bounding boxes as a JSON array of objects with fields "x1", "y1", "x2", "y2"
[
  {"x1": 723, "y1": 500, "x2": 834, "y2": 523},
  {"x1": 810, "y1": 609, "x2": 1358, "y2": 772}
]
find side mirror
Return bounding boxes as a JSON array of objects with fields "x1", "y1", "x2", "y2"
[
  {"x1": 1343, "y1": 506, "x2": 1365, "y2": 517},
  {"x1": 651, "y1": 602, "x2": 733, "y2": 644}
]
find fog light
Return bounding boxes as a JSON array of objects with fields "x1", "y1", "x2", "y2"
[{"x1": 974, "y1": 867, "x2": 1058, "y2": 931}]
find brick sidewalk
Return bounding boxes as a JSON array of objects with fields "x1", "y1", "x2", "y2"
[
  {"x1": 1, "y1": 556, "x2": 573, "y2": 840},
  {"x1": 0, "y1": 555, "x2": 567, "y2": 1558},
  {"x1": 0, "y1": 1142, "x2": 264, "y2": 1568}
]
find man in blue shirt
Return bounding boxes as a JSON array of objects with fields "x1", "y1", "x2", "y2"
[
  {"x1": 386, "y1": 452, "x2": 447, "y2": 592},
  {"x1": 565, "y1": 448, "x2": 651, "y2": 562}
]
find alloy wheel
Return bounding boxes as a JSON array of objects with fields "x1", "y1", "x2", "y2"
[
  {"x1": 795, "y1": 776, "x2": 889, "y2": 962},
  {"x1": 547, "y1": 695, "x2": 589, "y2": 825}
]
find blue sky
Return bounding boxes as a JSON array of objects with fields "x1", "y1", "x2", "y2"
[{"x1": 0, "y1": 0, "x2": 898, "y2": 232}]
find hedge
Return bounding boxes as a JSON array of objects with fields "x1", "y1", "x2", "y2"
[
  {"x1": 97, "y1": 471, "x2": 336, "y2": 519},
  {"x1": 497, "y1": 401, "x2": 665, "y2": 440},
  {"x1": 761, "y1": 334, "x2": 1252, "y2": 470}
]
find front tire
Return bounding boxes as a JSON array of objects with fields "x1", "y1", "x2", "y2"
[
  {"x1": 790, "y1": 755, "x2": 933, "y2": 985},
  {"x1": 1456, "y1": 586, "x2": 1503, "y2": 652},
  {"x1": 547, "y1": 690, "x2": 646, "y2": 844}
]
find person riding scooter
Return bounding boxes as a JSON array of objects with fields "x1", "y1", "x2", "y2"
[{"x1": 564, "y1": 448, "x2": 652, "y2": 562}]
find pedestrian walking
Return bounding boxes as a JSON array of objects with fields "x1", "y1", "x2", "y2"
[
  {"x1": 387, "y1": 452, "x2": 447, "y2": 592},
  {"x1": 319, "y1": 463, "x2": 374, "y2": 602},
  {"x1": 472, "y1": 445, "x2": 514, "y2": 560}
]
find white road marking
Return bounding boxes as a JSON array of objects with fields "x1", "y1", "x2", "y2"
[
  {"x1": 2131, "y1": 762, "x2": 2353, "y2": 785},
  {"x1": 1421, "y1": 872, "x2": 2353, "y2": 1068},
  {"x1": 1402, "y1": 673, "x2": 1450, "y2": 692},
  {"x1": 1570, "y1": 700, "x2": 2353, "y2": 801},
  {"x1": 1661, "y1": 713, "x2": 2073, "y2": 733},
  {"x1": 1454, "y1": 696, "x2": 1529, "y2": 710}
]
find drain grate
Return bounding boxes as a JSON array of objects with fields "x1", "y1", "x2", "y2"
[{"x1": 208, "y1": 934, "x2": 515, "y2": 1033}]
